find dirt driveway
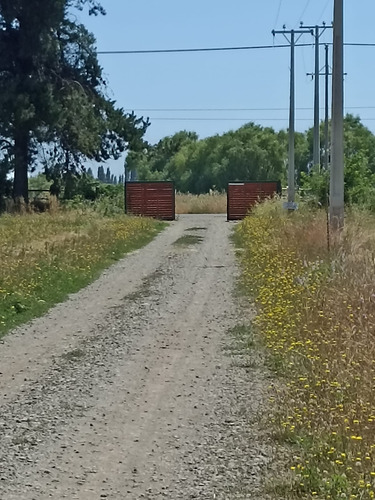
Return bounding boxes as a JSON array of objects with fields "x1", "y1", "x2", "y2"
[{"x1": 0, "y1": 215, "x2": 272, "y2": 499}]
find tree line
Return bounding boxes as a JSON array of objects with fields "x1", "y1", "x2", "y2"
[
  {"x1": 95, "y1": 166, "x2": 124, "y2": 186},
  {"x1": 126, "y1": 115, "x2": 375, "y2": 210}
]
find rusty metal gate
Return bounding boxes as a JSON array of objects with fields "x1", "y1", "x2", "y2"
[
  {"x1": 125, "y1": 181, "x2": 175, "y2": 221},
  {"x1": 227, "y1": 181, "x2": 281, "y2": 221}
]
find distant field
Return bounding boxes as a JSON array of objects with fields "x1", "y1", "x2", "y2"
[
  {"x1": 0, "y1": 209, "x2": 164, "y2": 336},
  {"x1": 176, "y1": 193, "x2": 226, "y2": 214}
]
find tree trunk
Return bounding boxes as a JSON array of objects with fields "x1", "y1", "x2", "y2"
[{"x1": 13, "y1": 129, "x2": 29, "y2": 204}]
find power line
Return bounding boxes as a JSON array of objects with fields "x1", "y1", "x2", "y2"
[
  {"x1": 126, "y1": 106, "x2": 375, "y2": 112},
  {"x1": 146, "y1": 117, "x2": 375, "y2": 122},
  {"x1": 148, "y1": 117, "x2": 317, "y2": 121},
  {"x1": 297, "y1": 0, "x2": 312, "y2": 26},
  {"x1": 317, "y1": 0, "x2": 331, "y2": 24},
  {"x1": 97, "y1": 43, "x2": 313, "y2": 55},
  {"x1": 274, "y1": 0, "x2": 283, "y2": 29},
  {"x1": 128, "y1": 107, "x2": 304, "y2": 112},
  {"x1": 97, "y1": 42, "x2": 375, "y2": 56},
  {"x1": 345, "y1": 43, "x2": 375, "y2": 47}
]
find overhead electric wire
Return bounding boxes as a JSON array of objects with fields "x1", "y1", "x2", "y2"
[
  {"x1": 147, "y1": 118, "x2": 313, "y2": 121},
  {"x1": 97, "y1": 43, "x2": 313, "y2": 55},
  {"x1": 345, "y1": 43, "x2": 375, "y2": 47},
  {"x1": 127, "y1": 107, "x2": 310, "y2": 112},
  {"x1": 297, "y1": 0, "x2": 312, "y2": 26},
  {"x1": 316, "y1": 0, "x2": 331, "y2": 24},
  {"x1": 146, "y1": 117, "x2": 375, "y2": 122},
  {"x1": 97, "y1": 42, "x2": 375, "y2": 55},
  {"x1": 125, "y1": 106, "x2": 375, "y2": 112},
  {"x1": 273, "y1": 0, "x2": 283, "y2": 29}
]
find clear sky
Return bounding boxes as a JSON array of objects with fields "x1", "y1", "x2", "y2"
[{"x1": 77, "y1": 1, "x2": 375, "y2": 177}]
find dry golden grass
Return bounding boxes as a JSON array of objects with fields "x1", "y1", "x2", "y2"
[
  {"x1": 237, "y1": 201, "x2": 375, "y2": 499},
  {"x1": 0, "y1": 208, "x2": 163, "y2": 335},
  {"x1": 175, "y1": 193, "x2": 226, "y2": 214},
  {"x1": 5, "y1": 195, "x2": 59, "y2": 214}
]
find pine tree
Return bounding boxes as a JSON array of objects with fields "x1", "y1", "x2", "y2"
[
  {"x1": 97, "y1": 166, "x2": 105, "y2": 182},
  {"x1": 105, "y1": 167, "x2": 111, "y2": 184},
  {"x1": 0, "y1": 0, "x2": 149, "y2": 204}
]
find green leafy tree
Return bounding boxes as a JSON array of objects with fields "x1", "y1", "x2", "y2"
[
  {"x1": 301, "y1": 115, "x2": 375, "y2": 208},
  {"x1": 343, "y1": 114, "x2": 375, "y2": 173},
  {"x1": 29, "y1": 173, "x2": 51, "y2": 191},
  {"x1": 300, "y1": 166, "x2": 329, "y2": 206},
  {"x1": 126, "y1": 131, "x2": 198, "y2": 182},
  {"x1": 131, "y1": 124, "x2": 286, "y2": 194}
]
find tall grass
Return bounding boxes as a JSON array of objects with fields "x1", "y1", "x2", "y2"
[
  {"x1": 236, "y1": 200, "x2": 375, "y2": 499},
  {"x1": 0, "y1": 209, "x2": 164, "y2": 336},
  {"x1": 176, "y1": 192, "x2": 226, "y2": 214}
]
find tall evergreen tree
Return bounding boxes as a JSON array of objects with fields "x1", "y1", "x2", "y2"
[
  {"x1": 97, "y1": 165, "x2": 105, "y2": 182},
  {"x1": 105, "y1": 167, "x2": 111, "y2": 184},
  {"x1": 0, "y1": 0, "x2": 149, "y2": 204}
]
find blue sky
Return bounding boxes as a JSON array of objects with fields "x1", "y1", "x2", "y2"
[{"x1": 77, "y1": 1, "x2": 375, "y2": 177}]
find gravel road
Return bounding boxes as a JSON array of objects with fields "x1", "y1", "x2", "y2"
[{"x1": 0, "y1": 215, "x2": 273, "y2": 500}]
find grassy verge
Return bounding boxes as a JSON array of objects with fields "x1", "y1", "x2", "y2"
[
  {"x1": 235, "y1": 200, "x2": 375, "y2": 500},
  {"x1": 176, "y1": 193, "x2": 226, "y2": 214},
  {"x1": 0, "y1": 210, "x2": 165, "y2": 337}
]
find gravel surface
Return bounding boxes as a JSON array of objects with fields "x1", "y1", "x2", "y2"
[{"x1": 0, "y1": 214, "x2": 274, "y2": 499}]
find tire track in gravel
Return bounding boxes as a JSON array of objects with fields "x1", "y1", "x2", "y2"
[{"x1": 0, "y1": 214, "x2": 274, "y2": 500}]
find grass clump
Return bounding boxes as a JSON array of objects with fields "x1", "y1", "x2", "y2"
[
  {"x1": 0, "y1": 209, "x2": 165, "y2": 337},
  {"x1": 185, "y1": 227, "x2": 207, "y2": 231},
  {"x1": 176, "y1": 192, "x2": 226, "y2": 214},
  {"x1": 62, "y1": 348, "x2": 85, "y2": 362},
  {"x1": 236, "y1": 199, "x2": 375, "y2": 499},
  {"x1": 173, "y1": 234, "x2": 204, "y2": 246}
]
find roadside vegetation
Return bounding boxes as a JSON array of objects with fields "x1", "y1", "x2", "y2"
[
  {"x1": 176, "y1": 192, "x2": 226, "y2": 214},
  {"x1": 236, "y1": 200, "x2": 375, "y2": 499},
  {"x1": 0, "y1": 207, "x2": 164, "y2": 337}
]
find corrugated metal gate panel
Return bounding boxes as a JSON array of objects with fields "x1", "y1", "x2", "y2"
[
  {"x1": 227, "y1": 181, "x2": 281, "y2": 221},
  {"x1": 125, "y1": 182, "x2": 175, "y2": 221}
]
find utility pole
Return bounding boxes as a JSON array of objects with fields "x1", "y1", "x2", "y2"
[
  {"x1": 313, "y1": 25, "x2": 321, "y2": 168},
  {"x1": 272, "y1": 27, "x2": 313, "y2": 205},
  {"x1": 324, "y1": 44, "x2": 330, "y2": 171},
  {"x1": 307, "y1": 44, "x2": 334, "y2": 171},
  {"x1": 330, "y1": 0, "x2": 344, "y2": 229},
  {"x1": 302, "y1": 23, "x2": 332, "y2": 169}
]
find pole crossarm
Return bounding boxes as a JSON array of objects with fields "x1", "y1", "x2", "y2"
[
  {"x1": 307, "y1": 72, "x2": 333, "y2": 77},
  {"x1": 272, "y1": 29, "x2": 314, "y2": 45},
  {"x1": 301, "y1": 24, "x2": 332, "y2": 37},
  {"x1": 272, "y1": 29, "x2": 315, "y2": 34}
]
